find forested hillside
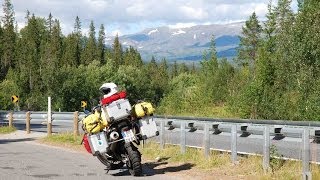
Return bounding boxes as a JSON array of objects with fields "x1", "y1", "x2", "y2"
[{"x1": 0, "y1": 0, "x2": 319, "y2": 121}]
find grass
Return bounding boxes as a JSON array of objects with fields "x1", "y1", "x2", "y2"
[
  {"x1": 39, "y1": 132, "x2": 84, "y2": 151},
  {"x1": 141, "y1": 141, "x2": 320, "y2": 179},
  {"x1": 39, "y1": 133, "x2": 320, "y2": 179},
  {"x1": 159, "y1": 105, "x2": 239, "y2": 119},
  {"x1": 141, "y1": 142, "x2": 229, "y2": 169},
  {"x1": 0, "y1": 125, "x2": 16, "y2": 134}
]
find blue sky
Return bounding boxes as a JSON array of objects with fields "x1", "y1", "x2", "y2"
[{"x1": 2, "y1": 0, "x2": 298, "y2": 36}]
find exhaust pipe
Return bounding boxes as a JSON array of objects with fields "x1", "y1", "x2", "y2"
[{"x1": 110, "y1": 131, "x2": 119, "y2": 140}]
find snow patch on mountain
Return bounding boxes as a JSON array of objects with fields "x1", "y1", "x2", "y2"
[
  {"x1": 172, "y1": 29, "x2": 186, "y2": 35},
  {"x1": 148, "y1": 29, "x2": 159, "y2": 35}
]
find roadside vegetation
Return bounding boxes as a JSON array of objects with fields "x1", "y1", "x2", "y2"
[
  {"x1": 141, "y1": 142, "x2": 320, "y2": 179},
  {"x1": 40, "y1": 132, "x2": 84, "y2": 151},
  {"x1": 1, "y1": 0, "x2": 320, "y2": 122},
  {"x1": 0, "y1": 125, "x2": 16, "y2": 134}
]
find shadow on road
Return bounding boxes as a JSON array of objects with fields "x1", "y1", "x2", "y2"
[
  {"x1": 0, "y1": 138, "x2": 36, "y2": 144},
  {"x1": 109, "y1": 157, "x2": 194, "y2": 177}
]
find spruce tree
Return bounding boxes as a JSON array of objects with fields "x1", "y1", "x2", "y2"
[
  {"x1": 97, "y1": 24, "x2": 105, "y2": 64},
  {"x1": 1, "y1": 0, "x2": 16, "y2": 79},
  {"x1": 112, "y1": 34, "x2": 123, "y2": 68},
  {"x1": 171, "y1": 61, "x2": 178, "y2": 78},
  {"x1": 81, "y1": 20, "x2": 97, "y2": 65},
  {"x1": 237, "y1": 12, "x2": 262, "y2": 79}
]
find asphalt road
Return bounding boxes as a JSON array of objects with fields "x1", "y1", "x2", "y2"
[{"x1": 0, "y1": 133, "x2": 184, "y2": 180}]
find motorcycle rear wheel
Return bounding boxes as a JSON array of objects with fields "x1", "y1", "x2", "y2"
[{"x1": 125, "y1": 143, "x2": 142, "y2": 176}]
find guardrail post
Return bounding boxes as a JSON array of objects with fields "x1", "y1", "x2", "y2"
[
  {"x1": 73, "y1": 111, "x2": 79, "y2": 137},
  {"x1": 26, "y1": 111, "x2": 30, "y2": 134},
  {"x1": 204, "y1": 123, "x2": 210, "y2": 157},
  {"x1": 47, "y1": 97, "x2": 52, "y2": 136},
  {"x1": 8, "y1": 112, "x2": 13, "y2": 127},
  {"x1": 302, "y1": 128, "x2": 311, "y2": 180},
  {"x1": 263, "y1": 126, "x2": 270, "y2": 173},
  {"x1": 160, "y1": 120, "x2": 165, "y2": 149},
  {"x1": 231, "y1": 125, "x2": 237, "y2": 163},
  {"x1": 180, "y1": 121, "x2": 186, "y2": 154}
]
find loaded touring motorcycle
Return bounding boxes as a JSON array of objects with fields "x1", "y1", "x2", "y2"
[{"x1": 81, "y1": 92, "x2": 158, "y2": 176}]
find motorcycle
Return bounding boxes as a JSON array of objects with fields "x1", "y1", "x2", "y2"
[
  {"x1": 82, "y1": 101, "x2": 158, "y2": 176},
  {"x1": 96, "y1": 115, "x2": 143, "y2": 176}
]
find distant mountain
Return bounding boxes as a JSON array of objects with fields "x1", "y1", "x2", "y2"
[{"x1": 105, "y1": 22, "x2": 244, "y2": 62}]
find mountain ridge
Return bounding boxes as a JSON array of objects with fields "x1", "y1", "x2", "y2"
[{"x1": 105, "y1": 22, "x2": 244, "y2": 62}]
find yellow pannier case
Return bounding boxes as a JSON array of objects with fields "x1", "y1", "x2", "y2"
[
  {"x1": 132, "y1": 101, "x2": 155, "y2": 118},
  {"x1": 82, "y1": 111, "x2": 108, "y2": 134}
]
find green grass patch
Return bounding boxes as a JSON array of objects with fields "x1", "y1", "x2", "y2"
[
  {"x1": 158, "y1": 104, "x2": 239, "y2": 119},
  {"x1": 0, "y1": 125, "x2": 16, "y2": 134},
  {"x1": 141, "y1": 141, "x2": 229, "y2": 169},
  {"x1": 141, "y1": 141, "x2": 320, "y2": 179},
  {"x1": 40, "y1": 132, "x2": 84, "y2": 151}
]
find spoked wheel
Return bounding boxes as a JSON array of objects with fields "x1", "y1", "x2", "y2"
[
  {"x1": 125, "y1": 143, "x2": 142, "y2": 176},
  {"x1": 97, "y1": 153, "x2": 124, "y2": 170}
]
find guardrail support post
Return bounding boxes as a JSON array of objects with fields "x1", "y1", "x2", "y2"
[
  {"x1": 263, "y1": 126, "x2": 270, "y2": 173},
  {"x1": 8, "y1": 112, "x2": 13, "y2": 127},
  {"x1": 204, "y1": 123, "x2": 210, "y2": 157},
  {"x1": 302, "y1": 128, "x2": 311, "y2": 180},
  {"x1": 180, "y1": 121, "x2": 186, "y2": 154},
  {"x1": 47, "y1": 97, "x2": 52, "y2": 136},
  {"x1": 160, "y1": 120, "x2": 165, "y2": 149},
  {"x1": 231, "y1": 125, "x2": 237, "y2": 164},
  {"x1": 73, "y1": 111, "x2": 79, "y2": 137},
  {"x1": 26, "y1": 111, "x2": 30, "y2": 134}
]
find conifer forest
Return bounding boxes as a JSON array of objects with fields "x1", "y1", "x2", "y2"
[{"x1": 0, "y1": 0, "x2": 319, "y2": 121}]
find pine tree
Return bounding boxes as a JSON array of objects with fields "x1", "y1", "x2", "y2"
[
  {"x1": 74, "y1": 16, "x2": 81, "y2": 36},
  {"x1": 63, "y1": 16, "x2": 82, "y2": 66},
  {"x1": 237, "y1": 12, "x2": 262, "y2": 79},
  {"x1": 97, "y1": 24, "x2": 105, "y2": 64},
  {"x1": 178, "y1": 63, "x2": 189, "y2": 74},
  {"x1": 147, "y1": 56, "x2": 158, "y2": 74},
  {"x1": 112, "y1": 34, "x2": 123, "y2": 68},
  {"x1": 171, "y1": 61, "x2": 178, "y2": 78},
  {"x1": 1, "y1": 0, "x2": 16, "y2": 79},
  {"x1": 41, "y1": 19, "x2": 63, "y2": 95},
  {"x1": 191, "y1": 62, "x2": 197, "y2": 74},
  {"x1": 297, "y1": 0, "x2": 304, "y2": 11},
  {"x1": 81, "y1": 20, "x2": 97, "y2": 65},
  {"x1": 46, "y1": 13, "x2": 53, "y2": 37}
]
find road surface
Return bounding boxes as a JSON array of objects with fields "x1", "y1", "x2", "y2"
[{"x1": 0, "y1": 131, "x2": 184, "y2": 180}]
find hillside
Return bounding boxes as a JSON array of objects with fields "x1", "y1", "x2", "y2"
[{"x1": 106, "y1": 22, "x2": 244, "y2": 62}]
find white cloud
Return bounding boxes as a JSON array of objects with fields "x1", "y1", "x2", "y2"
[
  {"x1": 2, "y1": 0, "x2": 297, "y2": 35},
  {"x1": 179, "y1": 6, "x2": 208, "y2": 20}
]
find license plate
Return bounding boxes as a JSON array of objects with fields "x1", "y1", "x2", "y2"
[{"x1": 122, "y1": 129, "x2": 136, "y2": 143}]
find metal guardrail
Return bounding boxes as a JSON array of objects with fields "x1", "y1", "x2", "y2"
[
  {"x1": 1, "y1": 111, "x2": 320, "y2": 139},
  {"x1": 0, "y1": 111, "x2": 317, "y2": 179}
]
